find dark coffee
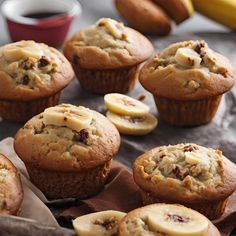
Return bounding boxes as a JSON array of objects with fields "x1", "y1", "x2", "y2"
[{"x1": 23, "y1": 12, "x2": 64, "y2": 19}]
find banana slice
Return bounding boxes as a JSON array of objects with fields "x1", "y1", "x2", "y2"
[
  {"x1": 148, "y1": 204, "x2": 208, "y2": 236},
  {"x1": 106, "y1": 111, "x2": 157, "y2": 135},
  {"x1": 97, "y1": 18, "x2": 124, "y2": 39},
  {"x1": 104, "y1": 93, "x2": 150, "y2": 116},
  {"x1": 73, "y1": 210, "x2": 126, "y2": 236},
  {"x1": 43, "y1": 104, "x2": 92, "y2": 132},
  {"x1": 185, "y1": 152, "x2": 210, "y2": 169},
  {"x1": 3, "y1": 42, "x2": 43, "y2": 62},
  {"x1": 175, "y1": 47, "x2": 202, "y2": 68},
  {"x1": 185, "y1": 152, "x2": 201, "y2": 165}
]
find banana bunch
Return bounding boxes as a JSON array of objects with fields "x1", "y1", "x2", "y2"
[
  {"x1": 147, "y1": 204, "x2": 209, "y2": 236},
  {"x1": 73, "y1": 210, "x2": 126, "y2": 236},
  {"x1": 104, "y1": 93, "x2": 157, "y2": 135},
  {"x1": 192, "y1": 0, "x2": 236, "y2": 29},
  {"x1": 43, "y1": 104, "x2": 92, "y2": 132}
]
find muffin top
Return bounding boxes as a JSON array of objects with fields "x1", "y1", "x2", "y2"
[
  {"x1": 133, "y1": 143, "x2": 236, "y2": 203},
  {"x1": 118, "y1": 203, "x2": 220, "y2": 236},
  {"x1": 63, "y1": 18, "x2": 154, "y2": 69},
  {"x1": 0, "y1": 40, "x2": 74, "y2": 101},
  {"x1": 14, "y1": 104, "x2": 120, "y2": 172},
  {"x1": 140, "y1": 40, "x2": 236, "y2": 100},
  {"x1": 0, "y1": 154, "x2": 23, "y2": 215}
]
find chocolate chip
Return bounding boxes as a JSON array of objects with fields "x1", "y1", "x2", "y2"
[
  {"x1": 94, "y1": 219, "x2": 116, "y2": 230},
  {"x1": 73, "y1": 129, "x2": 89, "y2": 144},
  {"x1": 173, "y1": 166, "x2": 182, "y2": 179},
  {"x1": 19, "y1": 59, "x2": 34, "y2": 70},
  {"x1": 167, "y1": 214, "x2": 189, "y2": 223},
  {"x1": 22, "y1": 75, "x2": 30, "y2": 85},
  {"x1": 194, "y1": 43, "x2": 205, "y2": 54},
  {"x1": 184, "y1": 144, "x2": 198, "y2": 152},
  {"x1": 38, "y1": 56, "x2": 50, "y2": 67},
  {"x1": 73, "y1": 55, "x2": 80, "y2": 65},
  {"x1": 63, "y1": 117, "x2": 67, "y2": 121}
]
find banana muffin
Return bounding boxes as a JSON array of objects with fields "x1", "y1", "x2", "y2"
[
  {"x1": 14, "y1": 104, "x2": 120, "y2": 199},
  {"x1": 73, "y1": 210, "x2": 126, "y2": 236},
  {"x1": 133, "y1": 143, "x2": 236, "y2": 219},
  {"x1": 139, "y1": 40, "x2": 236, "y2": 126},
  {"x1": 118, "y1": 203, "x2": 221, "y2": 236},
  {"x1": 0, "y1": 153, "x2": 23, "y2": 215},
  {"x1": 63, "y1": 18, "x2": 154, "y2": 94},
  {"x1": 0, "y1": 40, "x2": 74, "y2": 122}
]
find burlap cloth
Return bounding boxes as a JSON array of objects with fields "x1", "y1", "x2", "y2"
[{"x1": 0, "y1": 33, "x2": 236, "y2": 235}]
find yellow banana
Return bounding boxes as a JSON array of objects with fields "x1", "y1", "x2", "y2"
[{"x1": 192, "y1": 0, "x2": 236, "y2": 29}]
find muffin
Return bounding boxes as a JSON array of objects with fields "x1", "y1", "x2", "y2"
[
  {"x1": 0, "y1": 153, "x2": 23, "y2": 215},
  {"x1": 153, "y1": 0, "x2": 194, "y2": 24},
  {"x1": 139, "y1": 40, "x2": 236, "y2": 126},
  {"x1": 115, "y1": 0, "x2": 171, "y2": 35},
  {"x1": 63, "y1": 18, "x2": 154, "y2": 94},
  {"x1": 0, "y1": 40, "x2": 74, "y2": 122},
  {"x1": 118, "y1": 203, "x2": 221, "y2": 236},
  {"x1": 14, "y1": 104, "x2": 120, "y2": 199},
  {"x1": 73, "y1": 210, "x2": 126, "y2": 236},
  {"x1": 133, "y1": 143, "x2": 236, "y2": 220}
]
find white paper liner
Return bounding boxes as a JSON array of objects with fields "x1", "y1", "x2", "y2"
[{"x1": 0, "y1": 137, "x2": 58, "y2": 226}]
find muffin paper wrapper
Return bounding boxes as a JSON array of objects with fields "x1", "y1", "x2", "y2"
[
  {"x1": 73, "y1": 65, "x2": 139, "y2": 94},
  {"x1": 154, "y1": 95, "x2": 222, "y2": 127},
  {"x1": 25, "y1": 161, "x2": 111, "y2": 199},
  {"x1": 141, "y1": 190, "x2": 229, "y2": 220},
  {"x1": 0, "y1": 92, "x2": 61, "y2": 122}
]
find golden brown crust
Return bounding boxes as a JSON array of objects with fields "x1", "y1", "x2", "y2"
[
  {"x1": 0, "y1": 42, "x2": 74, "y2": 101},
  {"x1": 133, "y1": 145, "x2": 236, "y2": 204},
  {"x1": 0, "y1": 154, "x2": 23, "y2": 215},
  {"x1": 140, "y1": 41, "x2": 236, "y2": 101},
  {"x1": 14, "y1": 110, "x2": 120, "y2": 172},
  {"x1": 115, "y1": 0, "x2": 171, "y2": 36},
  {"x1": 153, "y1": 0, "x2": 192, "y2": 24},
  {"x1": 118, "y1": 204, "x2": 221, "y2": 236},
  {"x1": 63, "y1": 20, "x2": 154, "y2": 70}
]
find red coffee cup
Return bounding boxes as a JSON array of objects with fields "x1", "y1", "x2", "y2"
[{"x1": 1, "y1": 0, "x2": 82, "y2": 47}]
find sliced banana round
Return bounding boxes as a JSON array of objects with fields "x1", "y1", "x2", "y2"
[
  {"x1": 3, "y1": 42, "x2": 43, "y2": 62},
  {"x1": 106, "y1": 111, "x2": 157, "y2": 135},
  {"x1": 147, "y1": 204, "x2": 209, "y2": 236},
  {"x1": 73, "y1": 210, "x2": 126, "y2": 236},
  {"x1": 43, "y1": 104, "x2": 92, "y2": 132},
  {"x1": 175, "y1": 47, "x2": 202, "y2": 68},
  {"x1": 104, "y1": 93, "x2": 150, "y2": 116}
]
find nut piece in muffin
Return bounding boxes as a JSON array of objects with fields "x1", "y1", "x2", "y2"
[
  {"x1": 63, "y1": 18, "x2": 154, "y2": 94},
  {"x1": 115, "y1": 0, "x2": 171, "y2": 36},
  {"x1": 139, "y1": 40, "x2": 236, "y2": 126},
  {"x1": 0, "y1": 40, "x2": 74, "y2": 122},
  {"x1": 133, "y1": 143, "x2": 236, "y2": 219},
  {"x1": 118, "y1": 203, "x2": 221, "y2": 236},
  {"x1": 14, "y1": 104, "x2": 120, "y2": 199},
  {"x1": 0, "y1": 153, "x2": 23, "y2": 215},
  {"x1": 73, "y1": 210, "x2": 126, "y2": 236}
]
